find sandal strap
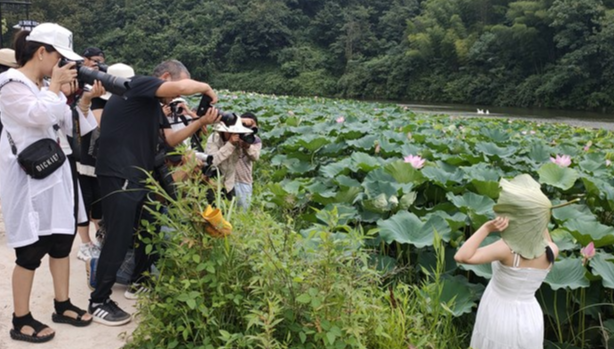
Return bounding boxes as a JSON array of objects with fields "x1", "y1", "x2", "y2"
[
  {"x1": 54, "y1": 298, "x2": 87, "y2": 319},
  {"x1": 12, "y1": 312, "x2": 50, "y2": 337}
]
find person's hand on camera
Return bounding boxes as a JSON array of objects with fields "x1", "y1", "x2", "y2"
[
  {"x1": 228, "y1": 133, "x2": 240, "y2": 146},
  {"x1": 202, "y1": 84, "x2": 218, "y2": 104},
  {"x1": 199, "y1": 106, "x2": 220, "y2": 126},
  {"x1": 51, "y1": 59, "x2": 78, "y2": 86},
  {"x1": 82, "y1": 80, "x2": 106, "y2": 101},
  {"x1": 241, "y1": 118, "x2": 256, "y2": 128},
  {"x1": 239, "y1": 139, "x2": 251, "y2": 150},
  {"x1": 162, "y1": 104, "x2": 171, "y2": 117},
  {"x1": 60, "y1": 80, "x2": 79, "y2": 97}
]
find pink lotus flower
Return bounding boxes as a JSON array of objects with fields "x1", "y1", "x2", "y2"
[
  {"x1": 584, "y1": 141, "x2": 593, "y2": 152},
  {"x1": 606, "y1": 159, "x2": 612, "y2": 167},
  {"x1": 550, "y1": 154, "x2": 572, "y2": 167},
  {"x1": 530, "y1": 130, "x2": 536, "y2": 135},
  {"x1": 336, "y1": 116, "x2": 345, "y2": 123},
  {"x1": 581, "y1": 241, "x2": 595, "y2": 265},
  {"x1": 404, "y1": 154, "x2": 425, "y2": 169}
]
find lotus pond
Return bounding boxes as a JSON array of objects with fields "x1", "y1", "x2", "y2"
[{"x1": 218, "y1": 91, "x2": 614, "y2": 347}]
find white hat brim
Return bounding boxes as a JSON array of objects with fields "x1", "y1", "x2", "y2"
[{"x1": 55, "y1": 47, "x2": 82, "y2": 61}]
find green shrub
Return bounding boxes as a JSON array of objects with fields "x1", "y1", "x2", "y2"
[{"x1": 125, "y1": 174, "x2": 465, "y2": 349}]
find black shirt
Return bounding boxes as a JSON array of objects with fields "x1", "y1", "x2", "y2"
[
  {"x1": 78, "y1": 97, "x2": 106, "y2": 167},
  {"x1": 95, "y1": 75, "x2": 165, "y2": 181}
]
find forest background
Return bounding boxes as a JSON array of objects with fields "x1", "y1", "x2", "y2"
[{"x1": 3, "y1": 0, "x2": 614, "y2": 112}]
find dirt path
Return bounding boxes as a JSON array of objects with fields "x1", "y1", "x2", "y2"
[{"x1": 0, "y1": 206, "x2": 138, "y2": 349}]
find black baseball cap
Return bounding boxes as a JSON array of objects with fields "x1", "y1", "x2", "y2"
[{"x1": 82, "y1": 47, "x2": 105, "y2": 58}]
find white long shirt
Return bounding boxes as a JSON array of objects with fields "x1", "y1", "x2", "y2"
[{"x1": 0, "y1": 69, "x2": 97, "y2": 248}]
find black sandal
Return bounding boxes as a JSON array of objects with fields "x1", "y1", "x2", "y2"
[
  {"x1": 52, "y1": 298, "x2": 93, "y2": 327},
  {"x1": 10, "y1": 312, "x2": 55, "y2": 343}
]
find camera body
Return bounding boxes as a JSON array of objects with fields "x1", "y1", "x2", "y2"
[
  {"x1": 195, "y1": 152, "x2": 220, "y2": 179},
  {"x1": 59, "y1": 58, "x2": 130, "y2": 96},
  {"x1": 169, "y1": 100, "x2": 184, "y2": 115},
  {"x1": 239, "y1": 126, "x2": 259, "y2": 144},
  {"x1": 196, "y1": 94, "x2": 237, "y2": 126}
]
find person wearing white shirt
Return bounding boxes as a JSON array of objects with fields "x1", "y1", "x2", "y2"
[{"x1": 0, "y1": 23, "x2": 103, "y2": 343}]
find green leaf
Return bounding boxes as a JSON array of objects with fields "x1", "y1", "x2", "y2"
[
  {"x1": 537, "y1": 162, "x2": 579, "y2": 190},
  {"x1": 351, "y1": 152, "x2": 382, "y2": 172},
  {"x1": 493, "y1": 174, "x2": 551, "y2": 259},
  {"x1": 422, "y1": 166, "x2": 463, "y2": 186},
  {"x1": 378, "y1": 211, "x2": 451, "y2": 247},
  {"x1": 384, "y1": 160, "x2": 425, "y2": 185},
  {"x1": 550, "y1": 228, "x2": 577, "y2": 251},
  {"x1": 590, "y1": 253, "x2": 614, "y2": 289},
  {"x1": 439, "y1": 275, "x2": 484, "y2": 316},
  {"x1": 296, "y1": 294, "x2": 311, "y2": 304},
  {"x1": 545, "y1": 257, "x2": 590, "y2": 290},
  {"x1": 564, "y1": 219, "x2": 614, "y2": 248},
  {"x1": 475, "y1": 142, "x2": 516, "y2": 158}
]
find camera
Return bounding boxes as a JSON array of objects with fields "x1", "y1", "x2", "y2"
[
  {"x1": 196, "y1": 94, "x2": 237, "y2": 126},
  {"x1": 169, "y1": 100, "x2": 184, "y2": 115},
  {"x1": 59, "y1": 58, "x2": 130, "y2": 96},
  {"x1": 195, "y1": 152, "x2": 220, "y2": 179},
  {"x1": 239, "y1": 125, "x2": 259, "y2": 144},
  {"x1": 95, "y1": 62, "x2": 108, "y2": 72}
]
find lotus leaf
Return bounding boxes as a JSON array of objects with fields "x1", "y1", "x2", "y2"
[
  {"x1": 475, "y1": 142, "x2": 517, "y2": 158},
  {"x1": 384, "y1": 160, "x2": 425, "y2": 185},
  {"x1": 564, "y1": 219, "x2": 614, "y2": 247},
  {"x1": 378, "y1": 211, "x2": 451, "y2": 247},
  {"x1": 537, "y1": 162, "x2": 579, "y2": 190},
  {"x1": 493, "y1": 174, "x2": 551, "y2": 259},
  {"x1": 526, "y1": 142, "x2": 553, "y2": 163},
  {"x1": 544, "y1": 257, "x2": 590, "y2": 290},
  {"x1": 351, "y1": 152, "x2": 381, "y2": 172},
  {"x1": 549, "y1": 228, "x2": 577, "y2": 252},
  {"x1": 421, "y1": 166, "x2": 464, "y2": 187},
  {"x1": 590, "y1": 253, "x2": 614, "y2": 289},
  {"x1": 431, "y1": 275, "x2": 484, "y2": 316}
]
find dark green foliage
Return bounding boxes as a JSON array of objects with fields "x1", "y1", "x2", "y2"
[{"x1": 14, "y1": 0, "x2": 614, "y2": 111}]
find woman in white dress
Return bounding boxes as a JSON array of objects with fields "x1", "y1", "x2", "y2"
[
  {"x1": 0, "y1": 23, "x2": 102, "y2": 343},
  {"x1": 454, "y1": 216, "x2": 558, "y2": 349}
]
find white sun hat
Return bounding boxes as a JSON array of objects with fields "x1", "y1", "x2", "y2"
[
  {"x1": 26, "y1": 23, "x2": 82, "y2": 61},
  {"x1": 213, "y1": 117, "x2": 253, "y2": 134},
  {"x1": 101, "y1": 63, "x2": 135, "y2": 100},
  {"x1": 0, "y1": 48, "x2": 17, "y2": 68},
  {"x1": 170, "y1": 97, "x2": 188, "y2": 105}
]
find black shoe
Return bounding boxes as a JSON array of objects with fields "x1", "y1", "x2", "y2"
[{"x1": 88, "y1": 299, "x2": 131, "y2": 326}]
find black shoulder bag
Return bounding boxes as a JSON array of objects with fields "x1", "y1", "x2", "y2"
[
  {"x1": 6, "y1": 127, "x2": 66, "y2": 179},
  {"x1": 0, "y1": 79, "x2": 66, "y2": 179}
]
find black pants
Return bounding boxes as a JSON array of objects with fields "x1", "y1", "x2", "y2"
[
  {"x1": 15, "y1": 156, "x2": 80, "y2": 270},
  {"x1": 90, "y1": 176, "x2": 159, "y2": 303}
]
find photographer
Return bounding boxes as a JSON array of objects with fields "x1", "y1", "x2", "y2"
[
  {"x1": 82, "y1": 47, "x2": 106, "y2": 72},
  {"x1": 0, "y1": 23, "x2": 96, "y2": 343},
  {"x1": 204, "y1": 118, "x2": 255, "y2": 199},
  {"x1": 234, "y1": 112, "x2": 261, "y2": 210},
  {"x1": 74, "y1": 47, "x2": 108, "y2": 261},
  {"x1": 90, "y1": 60, "x2": 219, "y2": 326}
]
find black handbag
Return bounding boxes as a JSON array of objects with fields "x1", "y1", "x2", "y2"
[{"x1": 6, "y1": 126, "x2": 66, "y2": 179}]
